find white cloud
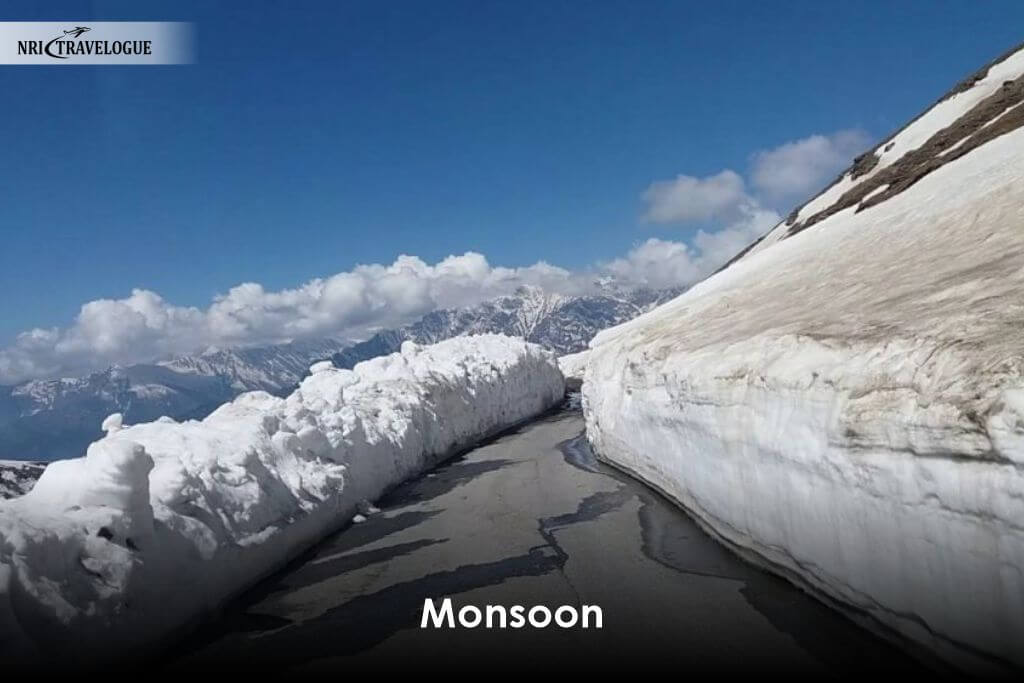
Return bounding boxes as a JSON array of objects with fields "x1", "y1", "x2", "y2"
[
  {"x1": 0, "y1": 254, "x2": 599, "y2": 384},
  {"x1": 642, "y1": 129, "x2": 871, "y2": 229},
  {"x1": 632, "y1": 127, "x2": 868, "y2": 286},
  {"x1": 0, "y1": 128, "x2": 867, "y2": 385},
  {"x1": 0, "y1": 221, "x2": 777, "y2": 384},
  {"x1": 642, "y1": 170, "x2": 748, "y2": 224},
  {"x1": 750, "y1": 129, "x2": 871, "y2": 201},
  {"x1": 692, "y1": 206, "x2": 781, "y2": 269},
  {"x1": 605, "y1": 206, "x2": 780, "y2": 288},
  {"x1": 605, "y1": 238, "x2": 700, "y2": 289}
]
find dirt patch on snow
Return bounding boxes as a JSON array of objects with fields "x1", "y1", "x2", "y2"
[
  {"x1": 713, "y1": 43, "x2": 1024, "y2": 278},
  {"x1": 787, "y1": 73, "x2": 1024, "y2": 237},
  {"x1": 771, "y1": 42, "x2": 1024, "y2": 236},
  {"x1": 848, "y1": 151, "x2": 880, "y2": 180}
]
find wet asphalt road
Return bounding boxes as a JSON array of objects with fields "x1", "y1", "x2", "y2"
[{"x1": 170, "y1": 404, "x2": 923, "y2": 674}]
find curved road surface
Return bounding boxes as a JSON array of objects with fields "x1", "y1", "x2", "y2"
[{"x1": 170, "y1": 403, "x2": 922, "y2": 674}]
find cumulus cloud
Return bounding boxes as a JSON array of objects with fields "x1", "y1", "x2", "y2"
[
  {"x1": 642, "y1": 129, "x2": 871, "y2": 229},
  {"x1": 692, "y1": 206, "x2": 781, "y2": 268},
  {"x1": 606, "y1": 206, "x2": 780, "y2": 288},
  {"x1": 750, "y1": 129, "x2": 871, "y2": 201},
  {"x1": 0, "y1": 128, "x2": 868, "y2": 385},
  {"x1": 634, "y1": 127, "x2": 869, "y2": 287},
  {"x1": 0, "y1": 222, "x2": 774, "y2": 384},
  {"x1": 604, "y1": 238, "x2": 700, "y2": 289},
  {"x1": 637, "y1": 166, "x2": 782, "y2": 281},
  {"x1": 0, "y1": 253, "x2": 597, "y2": 384},
  {"x1": 641, "y1": 170, "x2": 747, "y2": 224}
]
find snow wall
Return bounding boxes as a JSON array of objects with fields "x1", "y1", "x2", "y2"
[
  {"x1": 0, "y1": 334, "x2": 564, "y2": 665},
  {"x1": 558, "y1": 350, "x2": 590, "y2": 392},
  {"x1": 583, "y1": 53, "x2": 1024, "y2": 673}
]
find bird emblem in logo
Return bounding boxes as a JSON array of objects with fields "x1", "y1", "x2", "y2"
[{"x1": 62, "y1": 27, "x2": 91, "y2": 39}]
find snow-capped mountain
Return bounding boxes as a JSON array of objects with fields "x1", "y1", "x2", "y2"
[
  {"x1": 0, "y1": 338, "x2": 348, "y2": 462},
  {"x1": 333, "y1": 284, "x2": 680, "y2": 368},
  {"x1": 157, "y1": 337, "x2": 348, "y2": 392},
  {"x1": 0, "y1": 285, "x2": 677, "y2": 462}
]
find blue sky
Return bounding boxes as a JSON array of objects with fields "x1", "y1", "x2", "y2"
[{"x1": 2, "y1": 1, "x2": 1024, "y2": 381}]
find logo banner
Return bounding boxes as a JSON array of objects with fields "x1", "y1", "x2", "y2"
[{"x1": 0, "y1": 22, "x2": 194, "y2": 64}]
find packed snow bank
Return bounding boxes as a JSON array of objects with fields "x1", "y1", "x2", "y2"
[
  {"x1": 0, "y1": 335, "x2": 563, "y2": 665},
  {"x1": 584, "y1": 55, "x2": 1024, "y2": 672},
  {"x1": 558, "y1": 350, "x2": 590, "y2": 380}
]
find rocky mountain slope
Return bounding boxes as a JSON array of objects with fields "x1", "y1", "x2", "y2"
[
  {"x1": 582, "y1": 44, "x2": 1024, "y2": 672},
  {"x1": 0, "y1": 339, "x2": 347, "y2": 462},
  {"x1": 0, "y1": 461, "x2": 45, "y2": 499}
]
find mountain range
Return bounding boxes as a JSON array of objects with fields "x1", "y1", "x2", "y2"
[
  {"x1": 332, "y1": 284, "x2": 678, "y2": 368},
  {"x1": 0, "y1": 284, "x2": 679, "y2": 462}
]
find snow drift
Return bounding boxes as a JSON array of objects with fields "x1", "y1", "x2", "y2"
[
  {"x1": 0, "y1": 334, "x2": 563, "y2": 665},
  {"x1": 583, "y1": 45, "x2": 1024, "y2": 672}
]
